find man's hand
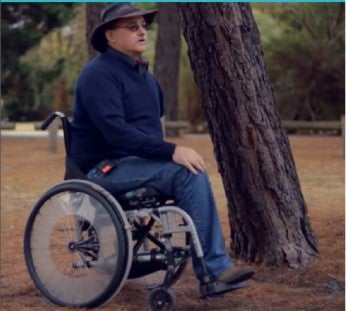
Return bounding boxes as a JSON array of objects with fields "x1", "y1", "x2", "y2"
[{"x1": 172, "y1": 145, "x2": 207, "y2": 175}]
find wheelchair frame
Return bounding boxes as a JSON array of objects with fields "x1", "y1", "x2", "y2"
[{"x1": 23, "y1": 112, "x2": 247, "y2": 311}]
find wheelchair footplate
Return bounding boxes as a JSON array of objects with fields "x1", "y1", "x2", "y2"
[{"x1": 200, "y1": 280, "x2": 248, "y2": 298}]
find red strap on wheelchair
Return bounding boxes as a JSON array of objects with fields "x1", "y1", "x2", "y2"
[{"x1": 101, "y1": 165, "x2": 112, "y2": 173}]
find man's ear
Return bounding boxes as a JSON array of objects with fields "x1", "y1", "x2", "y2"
[{"x1": 105, "y1": 30, "x2": 116, "y2": 45}]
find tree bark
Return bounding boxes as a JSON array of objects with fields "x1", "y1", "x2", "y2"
[
  {"x1": 153, "y1": 3, "x2": 181, "y2": 136},
  {"x1": 86, "y1": 3, "x2": 108, "y2": 60},
  {"x1": 177, "y1": 3, "x2": 318, "y2": 268}
]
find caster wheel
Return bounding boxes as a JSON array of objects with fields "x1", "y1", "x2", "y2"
[{"x1": 147, "y1": 288, "x2": 176, "y2": 311}]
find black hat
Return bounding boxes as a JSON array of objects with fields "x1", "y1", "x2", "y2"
[{"x1": 91, "y1": 3, "x2": 157, "y2": 53}]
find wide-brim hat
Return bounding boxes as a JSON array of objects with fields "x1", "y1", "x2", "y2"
[{"x1": 91, "y1": 3, "x2": 157, "y2": 53}]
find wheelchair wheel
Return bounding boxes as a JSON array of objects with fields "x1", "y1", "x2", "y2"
[
  {"x1": 147, "y1": 288, "x2": 176, "y2": 311},
  {"x1": 24, "y1": 180, "x2": 132, "y2": 308}
]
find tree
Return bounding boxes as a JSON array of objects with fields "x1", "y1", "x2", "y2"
[
  {"x1": 255, "y1": 3, "x2": 345, "y2": 120},
  {"x1": 177, "y1": 3, "x2": 318, "y2": 268},
  {"x1": 85, "y1": 3, "x2": 108, "y2": 59},
  {"x1": 153, "y1": 3, "x2": 181, "y2": 136},
  {"x1": 1, "y1": 3, "x2": 77, "y2": 120}
]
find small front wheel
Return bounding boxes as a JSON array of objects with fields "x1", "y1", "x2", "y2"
[{"x1": 147, "y1": 288, "x2": 176, "y2": 311}]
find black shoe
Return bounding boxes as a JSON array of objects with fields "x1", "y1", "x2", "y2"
[{"x1": 217, "y1": 266, "x2": 254, "y2": 284}]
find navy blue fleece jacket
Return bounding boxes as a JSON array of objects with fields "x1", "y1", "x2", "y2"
[{"x1": 70, "y1": 47, "x2": 176, "y2": 173}]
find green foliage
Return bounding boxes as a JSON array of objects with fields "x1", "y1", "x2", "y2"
[
  {"x1": 180, "y1": 3, "x2": 345, "y2": 126},
  {"x1": 2, "y1": 3, "x2": 343, "y2": 123},
  {"x1": 253, "y1": 3, "x2": 345, "y2": 120},
  {"x1": 1, "y1": 3, "x2": 77, "y2": 120},
  {"x1": 22, "y1": 4, "x2": 88, "y2": 117}
]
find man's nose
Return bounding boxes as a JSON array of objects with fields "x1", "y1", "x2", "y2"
[{"x1": 138, "y1": 24, "x2": 147, "y2": 33}]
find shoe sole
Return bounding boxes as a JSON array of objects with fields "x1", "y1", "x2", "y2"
[{"x1": 228, "y1": 270, "x2": 254, "y2": 284}]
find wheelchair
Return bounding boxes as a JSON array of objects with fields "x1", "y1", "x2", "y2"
[{"x1": 23, "y1": 112, "x2": 247, "y2": 310}]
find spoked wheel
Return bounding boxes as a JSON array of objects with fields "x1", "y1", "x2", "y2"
[
  {"x1": 147, "y1": 288, "x2": 176, "y2": 311},
  {"x1": 23, "y1": 180, "x2": 132, "y2": 308}
]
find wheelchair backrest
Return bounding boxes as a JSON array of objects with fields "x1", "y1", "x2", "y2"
[{"x1": 41, "y1": 111, "x2": 86, "y2": 180}]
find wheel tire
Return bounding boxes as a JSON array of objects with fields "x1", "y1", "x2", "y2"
[
  {"x1": 23, "y1": 180, "x2": 131, "y2": 308},
  {"x1": 147, "y1": 288, "x2": 176, "y2": 311}
]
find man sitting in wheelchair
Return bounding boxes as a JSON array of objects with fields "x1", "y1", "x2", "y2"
[{"x1": 70, "y1": 2, "x2": 254, "y2": 292}]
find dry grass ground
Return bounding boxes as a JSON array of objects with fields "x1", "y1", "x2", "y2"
[{"x1": 1, "y1": 135, "x2": 344, "y2": 310}]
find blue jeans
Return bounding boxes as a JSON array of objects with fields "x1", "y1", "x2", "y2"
[{"x1": 87, "y1": 156, "x2": 233, "y2": 280}]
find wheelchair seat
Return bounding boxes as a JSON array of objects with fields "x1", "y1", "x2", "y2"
[
  {"x1": 116, "y1": 187, "x2": 174, "y2": 210},
  {"x1": 51, "y1": 111, "x2": 173, "y2": 212},
  {"x1": 65, "y1": 153, "x2": 172, "y2": 210}
]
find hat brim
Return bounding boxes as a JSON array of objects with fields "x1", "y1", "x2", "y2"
[{"x1": 90, "y1": 9, "x2": 157, "y2": 53}]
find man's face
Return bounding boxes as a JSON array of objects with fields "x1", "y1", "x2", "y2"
[{"x1": 106, "y1": 16, "x2": 148, "y2": 60}]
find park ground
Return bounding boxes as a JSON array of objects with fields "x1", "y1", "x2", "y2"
[{"x1": 1, "y1": 134, "x2": 345, "y2": 310}]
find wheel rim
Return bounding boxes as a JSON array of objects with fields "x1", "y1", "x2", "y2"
[{"x1": 26, "y1": 188, "x2": 126, "y2": 307}]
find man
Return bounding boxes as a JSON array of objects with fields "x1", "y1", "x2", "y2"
[{"x1": 70, "y1": 2, "x2": 254, "y2": 287}]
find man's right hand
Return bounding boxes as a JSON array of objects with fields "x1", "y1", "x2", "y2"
[{"x1": 172, "y1": 145, "x2": 207, "y2": 175}]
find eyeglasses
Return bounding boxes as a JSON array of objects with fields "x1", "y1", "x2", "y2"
[{"x1": 111, "y1": 22, "x2": 150, "y2": 33}]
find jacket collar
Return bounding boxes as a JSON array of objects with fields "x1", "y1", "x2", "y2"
[{"x1": 105, "y1": 47, "x2": 148, "y2": 74}]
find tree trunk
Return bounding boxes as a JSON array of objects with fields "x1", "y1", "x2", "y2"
[
  {"x1": 177, "y1": 3, "x2": 318, "y2": 268},
  {"x1": 154, "y1": 3, "x2": 181, "y2": 137},
  {"x1": 86, "y1": 3, "x2": 108, "y2": 60}
]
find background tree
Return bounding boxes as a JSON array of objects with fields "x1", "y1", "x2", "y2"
[
  {"x1": 258, "y1": 3, "x2": 345, "y2": 120},
  {"x1": 2, "y1": 3, "x2": 343, "y2": 124},
  {"x1": 178, "y1": 3, "x2": 345, "y2": 130},
  {"x1": 178, "y1": 3, "x2": 319, "y2": 268},
  {"x1": 21, "y1": 5, "x2": 88, "y2": 115},
  {"x1": 153, "y1": 3, "x2": 181, "y2": 136},
  {"x1": 179, "y1": 39, "x2": 204, "y2": 131},
  {"x1": 1, "y1": 3, "x2": 77, "y2": 120},
  {"x1": 85, "y1": 3, "x2": 108, "y2": 60}
]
